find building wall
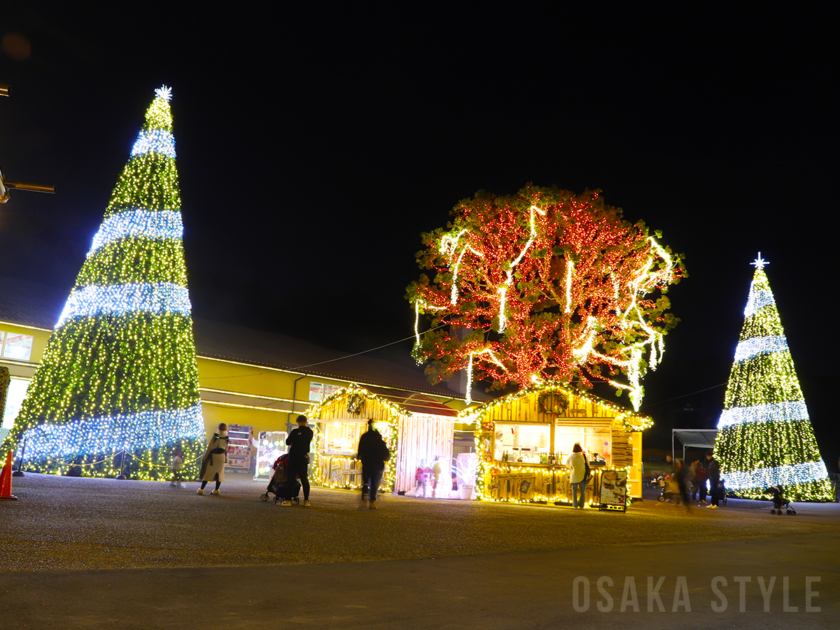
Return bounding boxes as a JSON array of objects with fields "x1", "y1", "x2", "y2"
[{"x1": 1, "y1": 321, "x2": 465, "y2": 443}]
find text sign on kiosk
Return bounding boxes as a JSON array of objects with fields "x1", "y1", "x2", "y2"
[{"x1": 599, "y1": 469, "x2": 628, "y2": 511}]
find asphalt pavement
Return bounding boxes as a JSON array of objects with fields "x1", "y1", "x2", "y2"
[{"x1": 1, "y1": 473, "x2": 838, "y2": 629}]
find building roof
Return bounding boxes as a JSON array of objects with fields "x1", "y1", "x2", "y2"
[
  {"x1": 191, "y1": 318, "x2": 489, "y2": 401},
  {"x1": 0, "y1": 276, "x2": 490, "y2": 402}
]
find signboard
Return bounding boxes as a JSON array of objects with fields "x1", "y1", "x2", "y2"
[
  {"x1": 254, "y1": 430, "x2": 288, "y2": 479},
  {"x1": 599, "y1": 469, "x2": 628, "y2": 511},
  {"x1": 225, "y1": 424, "x2": 253, "y2": 471}
]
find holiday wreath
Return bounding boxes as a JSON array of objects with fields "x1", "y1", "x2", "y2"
[
  {"x1": 537, "y1": 391, "x2": 569, "y2": 416},
  {"x1": 347, "y1": 393, "x2": 364, "y2": 415}
]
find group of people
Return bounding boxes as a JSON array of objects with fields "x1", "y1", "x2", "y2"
[
  {"x1": 666, "y1": 451, "x2": 724, "y2": 510},
  {"x1": 195, "y1": 415, "x2": 391, "y2": 510},
  {"x1": 413, "y1": 458, "x2": 452, "y2": 498}
]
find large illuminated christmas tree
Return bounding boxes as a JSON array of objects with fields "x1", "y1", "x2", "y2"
[
  {"x1": 714, "y1": 254, "x2": 832, "y2": 501},
  {"x1": 1, "y1": 86, "x2": 205, "y2": 480}
]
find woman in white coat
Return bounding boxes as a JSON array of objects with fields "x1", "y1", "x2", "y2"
[
  {"x1": 565, "y1": 443, "x2": 587, "y2": 509},
  {"x1": 197, "y1": 423, "x2": 229, "y2": 495}
]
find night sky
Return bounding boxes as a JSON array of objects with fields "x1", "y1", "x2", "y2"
[{"x1": 1, "y1": 6, "x2": 837, "y2": 461}]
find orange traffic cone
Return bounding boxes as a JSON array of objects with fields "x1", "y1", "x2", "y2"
[{"x1": 0, "y1": 451, "x2": 19, "y2": 501}]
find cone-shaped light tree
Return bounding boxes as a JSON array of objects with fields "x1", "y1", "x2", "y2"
[
  {"x1": 714, "y1": 254, "x2": 833, "y2": 501},
  {"x1": 1, "y1": 87, "x2": 206, "y2": 480}
]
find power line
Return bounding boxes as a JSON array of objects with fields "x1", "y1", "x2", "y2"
[
  {"x1": 199, "y1": 324, "x2": 448, "y2": 380},
  {"x1": 640, "y1": 382, "x2": 728, "y2": 409},
  {"x1": 291, "y1": 324, "x2": 447, "y2": 370}
]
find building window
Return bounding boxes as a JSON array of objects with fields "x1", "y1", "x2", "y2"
[
  {"x1": 0, "y1": 330, "x2": 35, "y2": 362},
  {"x1": 1, "y1": 377, "x2": 30, "y2": 429},
  {"x1": 308, "y1": 382, "x2": 342, "y2": 402}
]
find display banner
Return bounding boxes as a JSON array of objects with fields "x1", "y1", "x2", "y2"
[{"x1": 599, "y1": 469, "x2": 628, "y2": 511}]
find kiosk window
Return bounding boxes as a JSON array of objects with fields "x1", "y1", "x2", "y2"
[
  {"x1": 494, "y1": 423, "x2": 550, "y2": 463},
  {"x1": 554, "y1": 426, "x2": 611, "y2": 464},
  {"x1": 322, "y1": 419, "x2": 392, "y2": 456}
]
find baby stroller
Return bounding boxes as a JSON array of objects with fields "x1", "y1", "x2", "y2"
[
  {"x1": 260, "y1": 454, "x2": 301, "y2": 505},
  {"x1": 717, "y1": 479, "x2": 728, "y2": 506},
  {"x1": 765, "y1": 485, "x2": 796, "y2": 515}
]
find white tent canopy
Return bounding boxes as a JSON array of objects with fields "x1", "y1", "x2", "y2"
[{"x1": 672, "y1": 429, "x2": 718, "y2": 462}]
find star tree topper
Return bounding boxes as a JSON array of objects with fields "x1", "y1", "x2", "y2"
[
  {"x1": 155, "y1": 85, "x2": 172, "y2": 101},
  {"x1": 751, "y1": 253, "x2": 768, "y2": 269}
]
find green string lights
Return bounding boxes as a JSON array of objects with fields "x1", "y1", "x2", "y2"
[
  {"x1": 714, "y1": 255, "x2": 833, "y2": 501},
  {"x1": 0, "y1": 86, "x2": 206, "y2": 480}
]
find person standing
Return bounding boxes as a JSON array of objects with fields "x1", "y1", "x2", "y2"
[
  {"x1": 432, "y1": 456, "x2": 444, "y2": 498},
  {"x1": 706, "y1": 451, "x2": 721, "y2": 509},
  {"x1": 357, "y1": 419, "x2": 391, "y2": 509},
  {"x1": 414, "y1": 461, "x2": 429, "y2": 498},
  {"x1": 170, "y1": 445, "x2": 184, "y2": 488},
  {"x1": 281, "y1": 415, "x2": 313, "y2": 507},
  {"x1": 695, "y1": 458, "x2": 708, "y2": 504},
  {"x1": 565, "y1": 443, "x2": 586, "y2": 509},
  {"x1": 198, "y1": 424, "x2": 229, "y2": 495},
  {"x1": 675, "y1": 460, "x2": 691, "y2": 511}
]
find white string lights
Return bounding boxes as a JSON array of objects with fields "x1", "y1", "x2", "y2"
[
  {"x1": 22, "y1": 404, "x2": 204, "y2": 460},
  {"x1": 715, "y1": 255, "x2": 833, "y2": 500},
  {"x1": 56, "y1": 282, "x2": 192, "y2": 328},
  {"x1": 498, "y1": 205, "x2": 545, "y2": 333},
  {"x1": 718, "y1": 400, "x2": 809, "y2": 428},
  {"x1": 88, "y1": 209, "x2": 183, "y2": 255},
  {"x1": 724, "y1": 461, "x2": 828, "y2": 491},
  {"x1": 131, "y1": 129, "x2": 176, "y2": 159},
  {"x1": 733, "y1": 335, "x2": 789, "y2": 362},
  {"x1": 7, "y1": 86, "x2": 207, "y2": 481},
  {"x1": 565, "y1": 236, "x2": 673, "y2": 411}
]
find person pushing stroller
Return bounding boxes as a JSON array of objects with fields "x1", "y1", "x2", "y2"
[{"x1": 280, "y1": 415, "x2": 313, "y2": 507}]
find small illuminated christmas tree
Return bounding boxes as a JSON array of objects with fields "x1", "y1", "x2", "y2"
[
  {"x1": 1, "y1": 87, "x2": 205, "y2": 480},
  {"x1": 714, "y1": 254, "x2": 833, "y2": 501}
]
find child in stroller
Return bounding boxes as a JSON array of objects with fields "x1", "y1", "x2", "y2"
[
  {"x1": 260, "y1": 453, "x2": 301, "y2": 504},
  {"x1": 658, "y1": 474, "x2": 681, "y2": 503},
  {"x1": 765, "y1": 484, "x2": 796, "y2": 515}
]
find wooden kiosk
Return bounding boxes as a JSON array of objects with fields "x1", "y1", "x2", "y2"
[
  {"x1": 306, "y1": 385, "x2": 405, "y2": 492},
  {"x1": 468, "y1": 384, "x2": 650, "y2": 509}
]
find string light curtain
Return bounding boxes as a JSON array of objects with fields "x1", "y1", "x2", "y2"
[{"x1": 395, "y1": 413, "x2": 455, "y2": 494}]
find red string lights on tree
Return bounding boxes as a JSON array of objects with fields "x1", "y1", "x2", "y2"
[{"x1": 407, "y1": 186, "x2": 685, "y2": 408}]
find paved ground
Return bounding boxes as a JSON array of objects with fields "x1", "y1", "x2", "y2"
[{"x1": 1, "y1": 473, "x2": 839, "y2": 628}]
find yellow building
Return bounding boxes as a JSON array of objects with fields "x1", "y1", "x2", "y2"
[{"x1": 0, "y1": 279, "x2": 480, "y2": 473}]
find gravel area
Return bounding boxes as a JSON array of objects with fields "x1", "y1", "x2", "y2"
[{"x1": 1, "y1": 473, "x2": 837, "y2": 572}]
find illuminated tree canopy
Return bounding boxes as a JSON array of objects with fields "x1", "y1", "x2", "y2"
[{"x1": 407, "y1": 186, "x2": 685, "y2": 408}]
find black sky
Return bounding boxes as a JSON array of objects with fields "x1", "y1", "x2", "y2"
[{"x1": 1, "y1": 5, "x2": 838, "y2": 460}]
